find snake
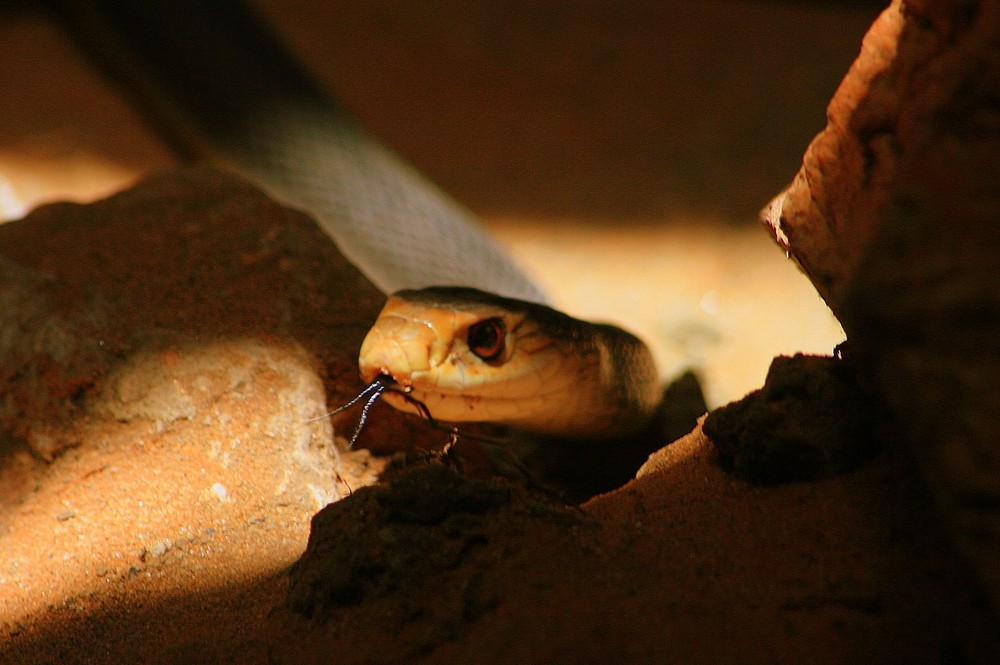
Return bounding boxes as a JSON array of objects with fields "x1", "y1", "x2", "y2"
[{"x1": 61, "y1": 0, "x2": 662, "y2": 439}]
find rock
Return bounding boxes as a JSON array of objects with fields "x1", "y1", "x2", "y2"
[
  {"x1": 0, "y1": 167, "x2": 395, "y2": 659},
  {"x1": 761, "y1": 0, "x2": 1000, "y2": 611},
  {"x1": 704, "y1": 353, "x2": 881, "y2": 484}
]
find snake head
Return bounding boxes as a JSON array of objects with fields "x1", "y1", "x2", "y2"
[
  {"x1": 358, "y1": 287, "x2": 578, "y2": 430},
  {"x1": 357, "y1": 287, "x2": 659, "y2": 438}
]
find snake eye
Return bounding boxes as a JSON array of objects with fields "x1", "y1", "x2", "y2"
[{"x1": 467, "y1": 317, "x2": 506, "y2": 361}]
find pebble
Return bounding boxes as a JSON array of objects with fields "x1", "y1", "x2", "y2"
[{"x1": 150, "y1": 539, "x2": 172, "y2": 557}]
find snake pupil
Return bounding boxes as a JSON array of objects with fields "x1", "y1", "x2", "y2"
[{"x1": 467, "y1": 317, "x2": 506, "y2": 361}]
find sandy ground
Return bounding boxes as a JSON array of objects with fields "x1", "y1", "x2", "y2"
[{"x1": 4, "y1": 2, "x2": 996, "y2": 664}]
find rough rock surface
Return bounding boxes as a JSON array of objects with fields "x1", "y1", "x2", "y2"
[
  {"x1": 704, "y1": 353, "x2": 881, "y2": 485},
  {"x1": 762, "y1": 0, "x2": 1000, "y2": 611},
  {"x1": 0, "y1": 167, "x2": 396, "y2": 660}
]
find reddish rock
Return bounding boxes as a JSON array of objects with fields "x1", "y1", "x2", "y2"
[
  {"x1": 763, "y1": 0, "x2": 1000, "y2": 613},
  {"x1": 0, "y1": 168, "x2": 394, "y2": 660}
]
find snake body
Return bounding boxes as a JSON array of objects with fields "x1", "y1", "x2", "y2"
[{"x1": 65, "y1": 0, "x2": 662, "y2": 438}]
